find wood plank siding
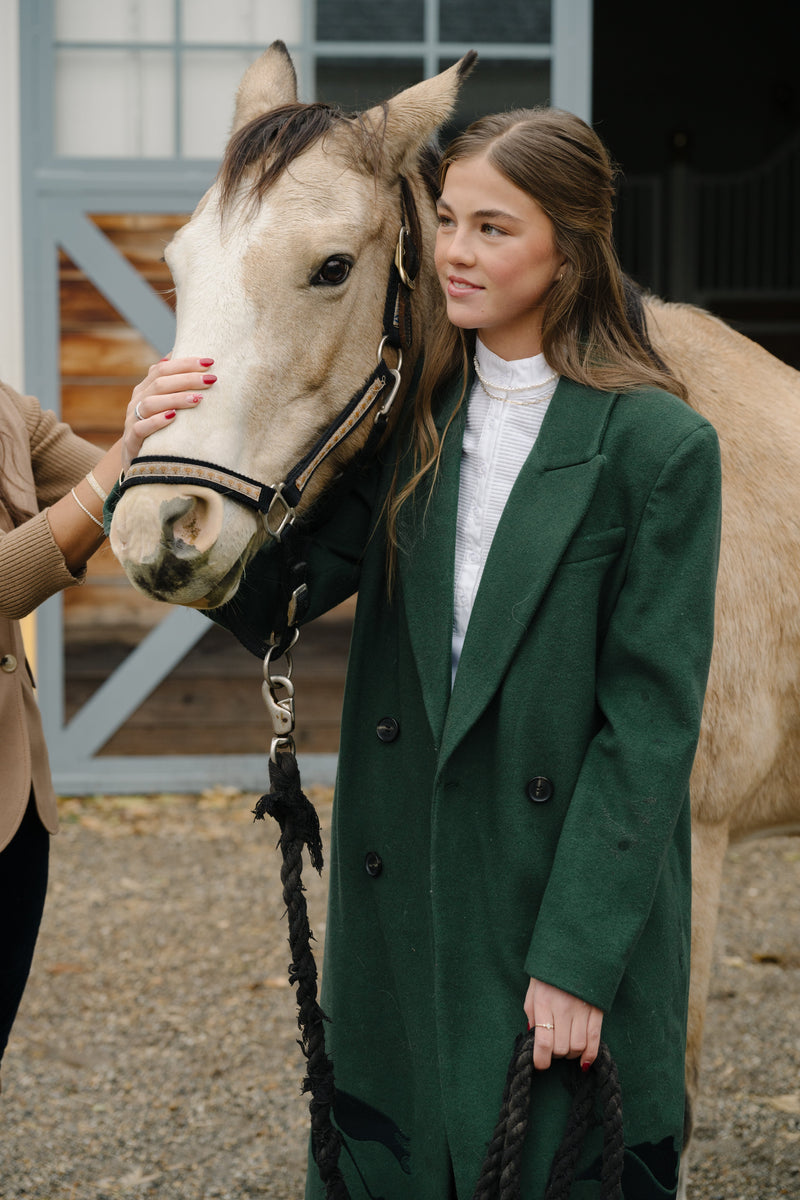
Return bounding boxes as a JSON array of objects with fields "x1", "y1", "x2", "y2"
[{"x1": 61, "y1": 214, "x2": 352, "y2": 757}]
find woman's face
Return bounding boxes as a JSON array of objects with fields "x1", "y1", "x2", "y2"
[{"x1": 434, "y1": 153, "x2": 565, "y2": 360}]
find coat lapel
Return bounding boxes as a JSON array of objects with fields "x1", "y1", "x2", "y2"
[
  {"x1": 442, "y1": 376, "x2": 618, "y2": 761},
  {"x1": 398, "y1": 382, "x2": 468, "y2": 746},
  {"x1": 398, "y1": 374, "x2": 619, "y2": 757}
]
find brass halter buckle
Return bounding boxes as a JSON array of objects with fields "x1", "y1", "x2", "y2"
[{"x1": 394, "y1": 225, "x2": 417, "y2": 290}]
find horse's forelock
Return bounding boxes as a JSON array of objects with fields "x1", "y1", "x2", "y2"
[{"x1": 218, "y1": 102, "x2": 393, "y2": 212}]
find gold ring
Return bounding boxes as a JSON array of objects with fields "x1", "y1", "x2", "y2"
[{"x1": 534, "y1": 1022, "x2": 554, "y2": 1030}]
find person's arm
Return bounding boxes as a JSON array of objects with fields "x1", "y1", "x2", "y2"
[
  {"x1": 48, "y1": 357, "x2": 215, "y2": 573},
  {"x1": 42, "y1": 448, "x2": 119, "y2": 574},
  {"x1": 525, "y1": 423, "x2": 721, "y2": 1029},
  {"x1": 0, "y1": 360, "x2": 212, "y2": 619}
]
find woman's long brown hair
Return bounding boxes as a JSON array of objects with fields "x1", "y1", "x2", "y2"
[{"x1": 384, "y1": 107, "x2": 686, "y2": 580}]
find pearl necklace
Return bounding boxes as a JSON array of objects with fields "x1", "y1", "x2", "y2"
[{"x1": 473, "y1": 355, "x2": 558, "y2": 406}]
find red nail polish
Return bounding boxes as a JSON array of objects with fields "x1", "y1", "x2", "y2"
[
  {"x1": 199, "y1": 358, "x2": 215, "y2": 367},
  {"x1": 165, "y1": 410, "x2": 176, "y2": 420},
  {"x1": 191, "y1": 394, "x2": 202, "y2": 403},
  {"x1": 581, "y1": 1061, "x2": 591, "y2": 1073},
  {"x1": 202, "y1": 374, "x2": 217, "y2": 384}
]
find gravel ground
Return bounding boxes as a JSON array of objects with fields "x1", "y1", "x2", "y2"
[{"x1": 1, "y1": 789, "x2": 798, "y2": 1200}]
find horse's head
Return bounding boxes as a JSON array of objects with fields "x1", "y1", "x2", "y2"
[{"x1": 110, "y1": 41, "x2": 474, "y2": 608}]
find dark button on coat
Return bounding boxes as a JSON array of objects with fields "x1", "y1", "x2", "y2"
[
  {"x1": 376, "y1": 716, "x2": 400, "y2": 743},
  {"x1": 526, "y1": 776, "x2": 554, "y2": 803},
  {"x1": 364, "y1": 851, "x2": 383, "y2": 877}
]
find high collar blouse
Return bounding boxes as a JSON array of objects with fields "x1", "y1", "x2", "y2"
[{"x1": 452, "y1": 340, "x2": 559, "y2": 685}]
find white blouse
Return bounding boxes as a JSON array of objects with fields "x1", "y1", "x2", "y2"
[{"x1": 451, "y1": 339, "x2": 559, "y2": 685}]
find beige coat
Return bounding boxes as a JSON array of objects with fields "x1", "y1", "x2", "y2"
[{"x1": 0, "y1": 382, "x2": 101, "y2": 851}]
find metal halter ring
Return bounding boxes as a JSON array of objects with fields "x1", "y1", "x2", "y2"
[
  {"x1": 376, "y1": 338, "x2": 403, "y2": 418},
  {"x1": 262, "y1": 633, "x2": 300, "y2": 763},
  {"x1": 264, "y1": 485, "x2": 297, "y2": 538}
]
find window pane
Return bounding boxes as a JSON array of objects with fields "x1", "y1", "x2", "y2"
[
  {"x1": 443, "y1": 58, "x2": 551, "y2": 136},
  {"x1": 181, "y1": 0, "x2": 301, "y2": 45},
  {"x1": 55, "y1": 51, "x2": 175, "y2": 157},
  {"x1": 316, "y1": 59, "x2": 424, "y2": 111},
  {"x1": 316, "y1": 0, "x2": 424, "y2": 42},
  {"x1": 182, "y1": 51, "x2": 260, "y2": 159},
  {"x1": 55, "y1": 0, "x2": 174, "y2": 43},
  {"x1": 440, "y1": 0, "x2": 551, "y2": 44}
]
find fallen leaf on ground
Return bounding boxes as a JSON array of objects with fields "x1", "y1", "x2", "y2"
[
  {"x1": 754, "y1": 1094, "x2": 800, "y2": 1114},
  {"x1": 117, "y1": 1166, "x2": 163, "y2": 1187}
]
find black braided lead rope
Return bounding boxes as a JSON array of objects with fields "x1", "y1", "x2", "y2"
[
  {"x1": 471, "y1": 1030, "x2": 624, "y2": 1200},
  {"x1": 253, "y1": 752, "x2": 348, "y2": 1200},
  {"x1": 473, "y1": 1029, "x2": 536, "y2": 1199}
]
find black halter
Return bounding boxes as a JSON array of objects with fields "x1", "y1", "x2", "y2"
[{"x1": 119, "y1": 178, "x2": 421, "y2": 537}]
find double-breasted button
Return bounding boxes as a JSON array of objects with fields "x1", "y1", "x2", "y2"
[
  {"x1": 1, "y1": 654, "x2": 18, "y2": 673},
  {"x1": 376, "y1": 716, "x2": 400, "y2": 743},
  {"x1": 526, "y1": 776, "x2": 554, "y2": 803},
  {"x1": 364, "y1": 851, "x2": 383, "y2": 878}
]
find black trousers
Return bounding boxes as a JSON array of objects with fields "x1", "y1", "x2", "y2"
[{"x1": 0, "y1": 792, "x2": 49, "y2": 1064}]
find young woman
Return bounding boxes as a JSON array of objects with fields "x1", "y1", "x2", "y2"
[
  {"x1": 0, "y1": 362, "x2": 212, "y2": 1074},
  {"x1": 127, "y1": 109, "x2": 721, "y2": 1199}
]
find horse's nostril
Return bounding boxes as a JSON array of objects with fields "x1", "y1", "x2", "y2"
[
  {"x1": 161, "y1": 494, "x2": 194, "y2": 528},
  {"x1": 160, "y1": 495, "x2": 199, "y2": 555},
  {"x1": 159, "y1": 489, "x2": 225, "y2": 556}
]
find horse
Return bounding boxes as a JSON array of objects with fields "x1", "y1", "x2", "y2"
[{"x1": 108, "y1": 42, "x2": 800, "y2": 1196}]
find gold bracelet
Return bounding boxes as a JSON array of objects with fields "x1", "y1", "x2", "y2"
[
  {"x1": 70, "y1": 487, "x2": 105, "y2": 532},
  {"x1": 85, "y1": 469, "x2": 108, "y2": 503}
]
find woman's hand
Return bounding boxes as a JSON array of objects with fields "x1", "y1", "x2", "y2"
[
  {"x1": 524, "y1": 978, "x2": 603, "y2": 1072},
  {"x1": 122, "y1": 356, "x2": 217, "y2": 472}
]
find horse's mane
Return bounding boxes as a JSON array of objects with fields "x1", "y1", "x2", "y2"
[{"x1": 219, "y1": 101, "x2": 442, "y2": 212}]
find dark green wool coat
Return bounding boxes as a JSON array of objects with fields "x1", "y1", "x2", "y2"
[{"x1": 213, "y1": 375, "x2": 721, "y2": 1200}]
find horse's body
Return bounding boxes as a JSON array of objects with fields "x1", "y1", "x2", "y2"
[{"x1": 109, "y1": 43, "x2": 800, "y2": 1195}]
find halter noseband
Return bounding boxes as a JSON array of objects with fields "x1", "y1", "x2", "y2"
[{"x1": 119, "y1": 178, "x2": 421, "y2": 537}]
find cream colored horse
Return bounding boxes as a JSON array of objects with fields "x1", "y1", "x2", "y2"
[
  {"x1": 645, "y1": 300, "x2": 800, "y2": 1196},
  {"x1": 110, "y1": 43, "x2": 452, "y2": 609},
  {"x1": 109, "y1": 43, "x2": 800, "y2": 1196}
]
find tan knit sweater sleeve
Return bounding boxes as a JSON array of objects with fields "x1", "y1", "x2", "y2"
[{"x1": 0, "y1": 383, "x2": 102, "y2": 619}]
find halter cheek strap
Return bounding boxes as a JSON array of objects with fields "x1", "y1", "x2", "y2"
[
  {"x1": 122, "y1": 354, "x2": 399, "y2": 535},
  {"x1": 119, "y1": 178, "x2": 421, "y2": 536}
]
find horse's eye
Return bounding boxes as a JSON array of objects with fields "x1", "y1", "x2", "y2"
[{"x1": 313, "y1": 257, "x2": 352, "y2": 286}]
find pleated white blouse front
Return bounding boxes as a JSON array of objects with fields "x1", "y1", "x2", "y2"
[{"x1": 451, "y1": 339, "x2": 559, "y2": 685}]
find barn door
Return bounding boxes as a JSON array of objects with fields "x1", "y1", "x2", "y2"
[{"x1": 20, "y1": 0, "x2": 592, "y2": 794}]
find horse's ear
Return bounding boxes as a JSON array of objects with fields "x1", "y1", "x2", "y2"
[
  {"x1": 363, "y1": 52, "x2": 478, "y2": 176},
  {"x1": 232, "y1": 41, "x2": 298, "y2": 133}
]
